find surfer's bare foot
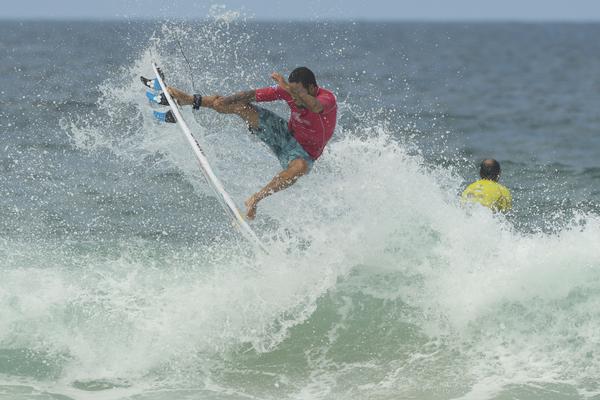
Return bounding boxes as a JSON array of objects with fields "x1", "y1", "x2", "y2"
[
  {"x1": 167, "y1": 87, "x2": 193, "y2": 105},
  {"x1": 245, "y1": 195, "x2": 259, "y2": 220}
]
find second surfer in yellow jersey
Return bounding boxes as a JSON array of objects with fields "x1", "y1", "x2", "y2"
[{"x1": 462, "y1": 159, "x2": 512, "y2": 213}]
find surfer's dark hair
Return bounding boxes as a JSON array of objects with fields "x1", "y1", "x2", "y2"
[
  {"x1": 480, "y1": 159, "x2": 501, "y2": 181},
  {"x1": 288, "y1": 67, "x2": 317, "y2": 89}
]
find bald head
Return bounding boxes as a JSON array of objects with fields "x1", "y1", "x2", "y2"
[{"x1": 480, "y1": 159, "x2": 501, "y2": 181}]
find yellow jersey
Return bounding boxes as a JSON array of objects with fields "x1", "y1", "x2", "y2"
[{"x1": 461, "y1": 179, "x2": 512, "y2": 212}]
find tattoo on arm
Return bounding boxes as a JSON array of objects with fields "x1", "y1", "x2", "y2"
[
  {"x1": 290, "y1": 87, "x2": 323, "y2": 113},
  {"x1": 221, "y1": 90, "x2": 256, "y2": 105}
]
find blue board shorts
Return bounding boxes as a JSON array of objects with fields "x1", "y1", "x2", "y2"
[{"x1": 250, "y1": 106, "x2": 314, "y2": 172}]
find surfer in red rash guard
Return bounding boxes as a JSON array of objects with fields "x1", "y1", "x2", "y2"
[{"x1": 166, "y1": 67, "x2": 337, "y2": 220}]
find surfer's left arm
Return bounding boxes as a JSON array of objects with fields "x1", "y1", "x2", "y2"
[
  {"x1": 245, "y1": 158, "x2": 309, "y2": 220},
  {"x1": 271, "y1": 73, "x2": 323, "y2": 113}
]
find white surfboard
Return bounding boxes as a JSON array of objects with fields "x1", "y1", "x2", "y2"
[{"x1": 151, "y1": 62, "x2": 268, "y2": 253}]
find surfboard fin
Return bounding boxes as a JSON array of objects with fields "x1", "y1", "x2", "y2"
[
  {"x1": 141, "y1": 76, "x2": 161, "y2": 91},
  {"x1": 146, "y1": 90, "x2": 169, "y2": 105},
  {"x1": 153, "y1": 110, "x2": 176, "y2": 123}
]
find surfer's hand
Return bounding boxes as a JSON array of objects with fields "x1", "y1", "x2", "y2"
[
  {"x1": 271, "y1": 73, "x2": 290, "y2": 92},
  {"x1": 245, "y1": 194, "x2": 259, "y2": 220}
]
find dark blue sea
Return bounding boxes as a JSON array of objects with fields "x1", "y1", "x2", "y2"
[{"x1": 1, "y1": 17, "x2": 600, "y2": 400}]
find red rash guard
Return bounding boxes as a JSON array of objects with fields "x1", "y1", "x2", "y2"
[{"x1": 254, "y1": 85, "x2": 337, "y2": 160}]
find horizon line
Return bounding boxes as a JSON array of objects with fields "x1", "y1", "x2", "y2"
[{"x1": 2, "y1": 16, "x2": 600, "y2": 23}]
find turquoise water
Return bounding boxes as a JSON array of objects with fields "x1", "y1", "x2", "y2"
[{"x1": 1, "y1": 18, "x2": 600, "y2": 399}]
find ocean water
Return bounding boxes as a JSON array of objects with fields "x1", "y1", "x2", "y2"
[{"x1": 1, "y1": 17, "x2": 600, "y2": 400}]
